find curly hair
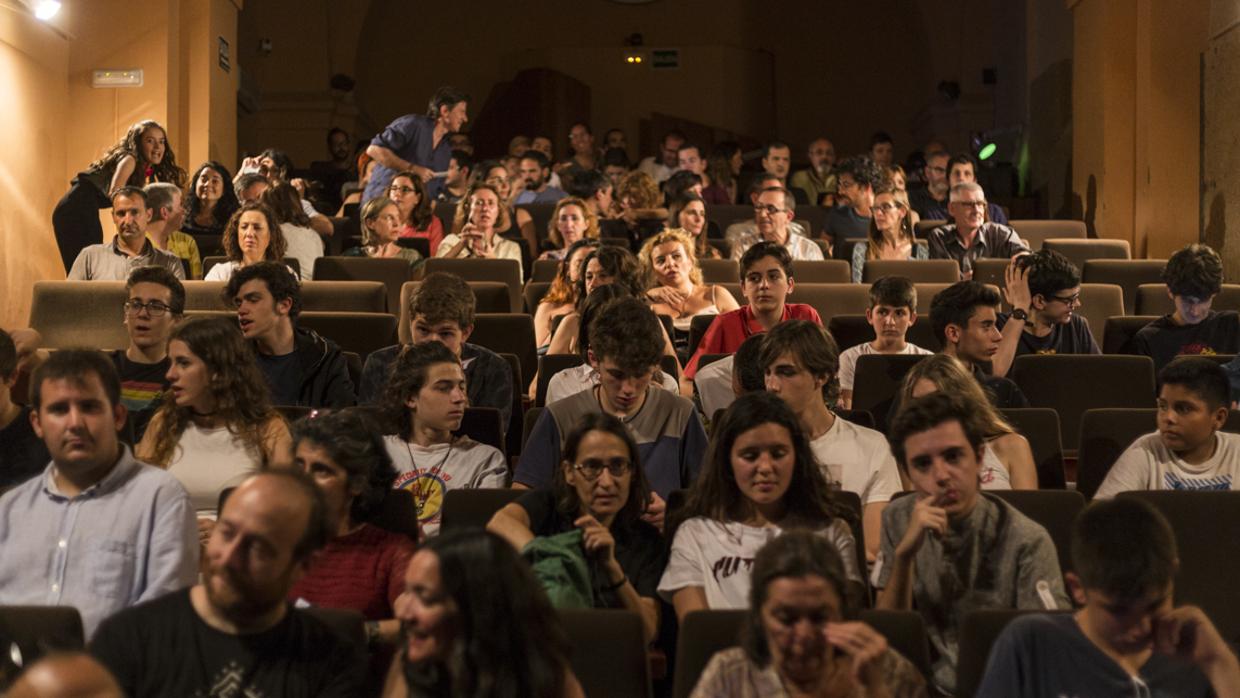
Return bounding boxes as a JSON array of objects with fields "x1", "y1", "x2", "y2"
[
  {"x1": 616, "y1": 170, "x2": 661, "y2": 210},
  {"x1": 574, "y1": 245, "x2": 644, "y2": 302},
  {"x1": 1015, "y1": 249, "x2": 1081, "y2": 299},
  {"x1": 291, "y1": 408, "x2": 399, "y2": 526},
  {"x1": 451, "y1": 183, "x2": 511, "y2": 236},
  {"x1": 224, "y1": 261, "x2": 302, "y2": 319},
  {"x1": 143, "y1": 316, "x2": 280, "y2": 468},
  {"x1": 588, "y1": 296, "x2": 663, "y2": 373},
  {"x1": 382, "y1": 341, "x2": 461, "y2": 441},
  {"x1": 186, "y1": 161, "x2": 241, "y2": 232},
  {"x1": 546, "y1": 197, "x2": 599, "y2": 250},
  {"x1": 1163, "y1": 243, "x2": 1223, "y2": 300},
  {"x1": 834, "y1": 155, "x2": 884, "y2": 190},
  {"x1": 221, "y1": 202, "x2": 288, "y2": 263},
  {"x1": 390, "y1": 171, "x2": 435, "y2": 230},
  {"x1": 638, "y1": 227, "x2": 704, "y2": 288},
  {"x1": 541, "y1": 239, "x2": 599, "y2": 307},
  {"x1": 87, "y1": 120, "x2": 186, "y2": 190},
  {"x1": 574, "y1": 284, "x2": 631, "y2": 361}
]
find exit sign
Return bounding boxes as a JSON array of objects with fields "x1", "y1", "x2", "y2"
[{"x1": 651, "y1": 49, "x2": 679, "y2": 70}]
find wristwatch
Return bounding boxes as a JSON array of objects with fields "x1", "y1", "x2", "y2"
[{"x1": 1010, "y1": 308, "x2": 1029, "y2": 322}]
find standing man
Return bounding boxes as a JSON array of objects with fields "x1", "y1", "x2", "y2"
[
  {"x1": 0, "y1": 350, "x2": 198, "y2": 638},
  {"x1": 927, "y1": 183, "x2": 1028, "y2": 279},
  {"x1": 790, "y1": 137, "x2": 837, "y2": 206},
  {"x1": 67, "y1": 187, "x2": 185, "y2": 281},
  {"x1": 364, "y1": 86, "x2": 469, "y2": 201},
  {"x1": 143, "y1": 182, "x2": 200, "y2": 279},
  {"x1": 826, "y1": 157, "x2": 881, "y2": 260}
]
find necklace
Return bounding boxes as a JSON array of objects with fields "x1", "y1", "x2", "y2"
[{"x1": 404, "y1": 438, "x2": 454, "y2": 518}]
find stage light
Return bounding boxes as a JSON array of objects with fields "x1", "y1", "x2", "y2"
[
  {"x1": 33, "y1": 0, "x2": 59, "y2": 20},
  {"x1": 977, "y1": 142, "x2": 997, "y2": 161}
]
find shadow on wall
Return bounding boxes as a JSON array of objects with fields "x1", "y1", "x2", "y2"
[
  {"x1": 1055, "y1": 159, "x2": 1084, "y2": 224},
  {"x1": 1205, "y1": 191, "x2": 1226, "y2": 252}
]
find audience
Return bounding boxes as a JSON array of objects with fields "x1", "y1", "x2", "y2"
[
  {"x1": 908, "y1": 149, "x2": 950, "y2": 220},
  {"x1": 224, "y1": 262, "x2": 355, "y2": 407},
  {"x1": 641, "y1": 228, "x2": 740, "y2": 351},
  {"x1": 637, "y1": 129, "x2": 686, "y2": 185},
  {"x1": 345, "y1": 194, "x2": 425, "y2": 269},
  {"x1": 614, "y1": 170, "x2": 667, "y2": 246},
  {"x1": 388, "y1": 170, "x2": 445, "y2": 255},
  {"x1": 929, "y1": 280, "x2": 1030, "y2": 409},
  {"x1": 0, "y1": 350, "x2": 198, "y2": 638},
  {"x1": 1097, "y1": 357, "x2": 1239, "y2": 496},
  {"x1": 731, "y1": 186, "x2": 824, "y2": 262},
  {"x1": 90, "y1": 470, "x2": 364, "y2": 695},
  {"x1": 760, "y1": 141, "x2": 795, "y2": 194},
  {"x1": 382, "y1": 341, "x2": 507, "y2": 536},
  {"x1": 837, "y1": 276, "x2": 933, "y2": 410},
  {"x1": 916, "y1": 152, "x2": 1011, "y2": 225},
  {"x1": 183, "y1": 161, "x2": 240, "y2": 237},
  {"x1": 1135, "y1": 243, "x2": 1240, "y2": 372},
  {"x1": 203, "y1": 202, "x2": 290, "y2": 281},
  {"x1": 137, "y1": 316, "x2": 291, "y2": 528},
  {"x1": 994, "y1": 249, "x2": 1100, "y2": 376},
  {"x1": 927, "y1": 182, "x2": 1029, "y2": 279},
  {"x1": 432, "y1": 149, "x2": 472, "y2": 204},
  {"x1": 691, "y1": 531, "x2": 926, "y2": 697},
  {"x1": 898, "y1": 353, "x2": 1039, "y2": 489},
  {"x1": 789, "y1": 137, "x2": 837, "y2": 207},
  {"x1": 869, "y1": 131, "x2": 895, "y2": 167},
  {"x1": 981, "y1": 498, "x2": 1240, "y2": 696},
  {"x1": 703, "y1": 140, "x2": 742, "y2": 205},
  {"x1": 359, "y1": 272, "x2": 513, "y2": 427},
  {"x1": 544, "y1": 245, "x2": 649, "y2": 357},
  {"x1": 364, "y1": 86, "x2": 469, "y2": 201},
  {"x1": 876, "y1": 391, "x2": 1067, "y2": 695},
  {"x1": 540, "y1": 196, "x2": 598, "y2": 261},
  {"x1": 437, "y1": 184, "x2": 524, "y2": 281},
  {"x1": 0, "y1": 330, "x2": 49, "y2": 489},
  {"x1": 760, "y1": 320, "x2": 901, "y2": 562},
  {"x1": 143, "y1": 182, "x2": 201, "y2": 279},
  {"x1": 826, "y1": 156, "x2": 881, "y2": 260},
  {"x1": 850, "y1": 184, "x2": 928, "y2": 282},
  {"x1": 68, "y1": 187, "x2": 185, "y2": 281},
  {"x1": 489, "y1": 413, "x2": 665, "y2": 642},
  {"x1": 385, "y1": 530, "x2": 583, "y2": 697},
  {"x1": 514, "y1": 150, "x2": 568, "y2": 205},
  {"x1": 534, "y1": 239, "x2": 598, "y2": 351},
  {"x1": 659, "y1": 392, "x2": 861, "y2": 620},
  {"x1": 261, "y1": 181, "x2": 324, "y2": 280}
]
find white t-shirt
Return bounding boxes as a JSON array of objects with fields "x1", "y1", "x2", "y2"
[
  {"x1": 203, "y1": 261, "x2": 297, "y2": 282},
  {"x1": 693, "y1": 355, "x2": 736, "y2": 422},
  {"x1": 658, "y1": 518, "x2": 860, "y2": 609},
  {"x1": 384, "y1": 434, "x2": 508, "y2": 536},
  {"x1": 838, "y1": 342, "x2": 934, "y2": 390},
  {"x1": 166, "y1": 423, "x2": 262, "y2": 516},
  {"x1": 1095, "y1": 431, "x2": 1240, "y2": 498},
  {"x1": 980, "y1": 443, "x2": 1012, "y2": 490},
  {"x1": 545, "y1": 363, "x2": 680, "y2": 405},
  {"x1": 280, "y1": 222, "x2": 324, "y2": 281},
  {"x1": 809, "y1": 416, "x2": 902, "y2": 506}
]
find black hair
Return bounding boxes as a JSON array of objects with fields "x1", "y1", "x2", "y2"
[
  {"x1": 663, "y1": 170, "x2": 703, "y2": 203},
  {"x1": 763, "y1": 141, "x2": 790, "y2": 158},
  {"x1": 601, "y1": 147, "x2": 631, "y2": 169},
  {"x1": 127, "y1": 265, "x2": 186, "y2": 315},
  {"x1": 947, "y1": 152, "x2": 978, "y2": 175},
  {"x1": 555, "y1": 413, "x2": 650, "y2": 531},
  {"x1": 1159, "y1": 356, "x2": 1232, "y2": 410},
  {"x1": 566, "y1": 169, "x2": 610, "y2": 199},
  {"x1": 291, "y1": 408, "x2": 400, "y2": 526},
  {"x1": 758, "y1": 319, "x2": 840, "y2": 403},
  {"x1": 1017, "y1": 250, "x2": 1080, "y2": 299},
  {"x1": 427, "y1": 86, "x2": 470, "y2": 118},
  {"x1": 111, "y1": 185, "x2": 148, "y2": 206},
  {"x1": 186, "y1": 161, "x2": 241, "y2": 230},
  {"x1": 1163, "y1": 243, "x2": 1224, "y2": 299},
  {"x1": 740, "y1": 241, "x2": 794, "y2": 281},
  {"x1": 733, "y1": 334, "x2": 768, "y2": 393},
  {"x1": 224, "y1": 261, "x2": 303, "y2": 319},
  {"x1": 259, "y1": 149, "x2": 294, "y2": 182},
  {"x1": 886, "y1": 392, "x2": 986, "y2": 471},
  {"x1": 450, "y1": 149, "x2": 473, "y2": 173},
  {"x1": 834, "y1": 156, "x2": 883, "y2": 189},
  {"x1": 30, "y1": 349, "x2": 121, "y2": 411},
  {"x1": 929, "y1": 280, "x2": 1001, "y2": 345},
  {"x1": 1072, "y1": 498, "x2": 1178, "y2": 603},
  {"x1": 575, "y1": 284, "x2": 631, "y2": 360},
  {"x1": 869, "y1": 131, "x2": 894, "y2": 147},
  {"x1": 869, "y1": 275, "x2": 917, "y2": 310},
  {"x1": 383, "y1": 341, "x2": 461, "y2": 441},
  {"x1": 574, "y1": 246, "x2": 644, "y2": 301},
  {"x1": 588, "y1": 296, "x2": 663, "y2": 374},
  {"x1": 520, "y1": 150, "x2": 550, "y2": 170},
  {"x1": 676, "y1": 142, "x2": 702, "y2": 158}
]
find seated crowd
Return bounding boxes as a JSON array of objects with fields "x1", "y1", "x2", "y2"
[{"x1": 6, "y1": 87, "x2": 1240, "y2": 696}]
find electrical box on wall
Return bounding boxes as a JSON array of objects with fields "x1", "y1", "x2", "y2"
[{"x1": 91, "y1": 69, "x2": 143, "y2": 88}]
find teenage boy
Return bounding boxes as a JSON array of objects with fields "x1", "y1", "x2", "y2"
[
  {"x1": 877, "y1": 391, "x2": 1067, "y2": 695},
  {"x1": 1096, "y1": 357, "x2": 1240, "y2": 497},
  {"x1": 691, "y1": 333, "x2": 766, "y2": 421},
  {"x1": 0, "y1": 330, "x2": 48, "y2": 488},
  {"x1": 993, "y1": 249, "x2": 1100, "y2": 376},
  {"x1": 383, "y1": 342, "x2": 507, "y2": 536},
  {"x1": 978, "y1": 497, "x2": 1240, "y2": 696},
  {"x1": 516, "y1": 297, "x2": 707, "y2": 524},
  {"x1": 224, "y1": 262, "x2": 354, "y2": 408},
  {"x1": 761, "y1": 320, "x2": 901, "y2": 562},
  {"x1": 683, "y1": 242, "x2": 822, "y2": 387},
  {"x1": 837, "y1": 276, "x2": 933, "y2": 410},
  {"x1": 359, "y1": 272, "x2": 512, "y2": 428},
  {"x1": 1135, "y1": 243, "x2": 1240, "y2": 373},
  {"x1": 929, "y1": 280, "x2": 1029, "y2": 409}
]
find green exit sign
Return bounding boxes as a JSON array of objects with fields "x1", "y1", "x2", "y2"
[{"x1": 651, "y1": 49, "x2": 680, "y2": 69}]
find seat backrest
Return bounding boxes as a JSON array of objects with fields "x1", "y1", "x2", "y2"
[
  {"x1": 516, "y1": 203, "x2": 557, "y2": 244},
  {"x1": 422, "y1": 258, "x2": 523, "y2": 312},
  {"x1": 988, "y1": 490, "x2": 1084, "y2": 575},
  {"x1": 300, "y1": 281, "x2": 387, "y2": 313},
  {"x1": 456, "y1": 406, "x2": 505, "y2": 454},
  {"x1": 672, "y1": 610, "x2": 747, "y2": 698},
  {"x1": 1077, "y1": 408, "x2": 1158, "y2": 499},
  {"x1": 790, "y1": 259, "x2": 851, "y2": 284},
  {"x1": 536, "y1": 354, "x2": 585, "y2": 407},
  {"x1": 686, "y1": 313, "x2": 720, "y2": 359},
  {"x1": 706, "y1": 204, "x2": 755, "y2": 233},
  {"x1": 914, "y1": 219, "x2": 947, "y2": 238},
  {"x1": 311, "y1": 256, "x2": 413, "y2": 314},
  {"x1": 862, "y1": 259, "x2": 961, "y2": 284},
  {"x1": 1136, "y1": 282, "x2": 1240, "y2": 316},
  {"x1": 1102, "y1": 315, "x2": 1159, "y2": 354},
  {"x1": 531, "y1": 258, "x2": 560, "y2": 282},
  {"x1": 522, "y1": 406, "x2": 544, "y2": 452},
  {"x1": 499, "y1": 353, "x2": 524, "y2": 457},
  {"x1": 857, "y1": 609, "x2": 934, "y2": 683},
  {"x1": 1009, "y1": 219, "x2": 1087, "y2": 249},
  {"x1": 433, "y1": 201, "x2": 456, "y2": 235},
  {"x1": 468, "y1": 313, "x2": 537, "y2": 392},
  {"x1": 1082, "y1": 259, "x2": 1167, "y2": 314},
  {"x1": 1077, "y1": 283, "x2": 1125, "y2": 347},
  {"x1": 1010, "y1": 355, "x2": 1156, "y2": 451},
  {"x1": 561, "y1": 609, "x2": 652, "y2": 698},
  {"x1": 826, "y1": 315, "x2": 941, "y2": 352},
  {"x1": 699, "y1": 258, "x2": 739, "y2": 284},
  {"x1": 438, "y1": 488, "x2": 523, "y2": 532},
  {"x1": 28, "y1": 280, "x2": 129, "y2": 350},
  {"x1": 183, "y1": 280, "x2": 229, "y2": 310},
  {"x1": 793, "y1": 283, "x2": 872, "y2": 325},
  {"x1": 999, "y1": 408, "x2": 1066, "y2": 489},
  {"x1": 1041, "y1": 238, "x2": 1131, "y2": 270},
  {"x1": 295, "y1": 312, "x2": 398, "y2": 360},
  {"x1": 522, "y1": 281, "x2": 553, "y2": 314},
  {"x1": 368, "y1": 488, "x2": 422, "y2": 541},
  {"x1": 794, "y1": 204, "x2": 828, "y2": 237},
  {"x1": 1117, "y1": 491, "x2": 1240, "y2": 643},
  {"x1": 957, "y1": 610, "x2": 1068, "y2": 698},
  {"x1": 0, "y1": 606, "x2": 85, "y2": 669},
  {"x1": 970, "y1": 258, "x2": 1009, "y2": 292},
  {"x1": 850, "y1": 353, "x2": 931, "y2": 431}
]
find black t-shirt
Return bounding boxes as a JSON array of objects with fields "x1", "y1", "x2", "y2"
[
  {"x1": 516, "y1": 488, "x2": 667, "y2": 604},
  {"x1": 1133, "y1": 310, "x2": 1240, "y2": 372},
  {"x1": 996, "y1": 312, "x2": 1101, "y2": 356},
  {"x1": 108, "y1": 350, "x2": 171, "y2": 441},
  {"x1": 257, "y1": 352, "x2": 302, "y2": 407},
  {"x1": 972, "y1": 364, "x2": 1030, "y2": 409},
  {"x1": 91, "y1": 589, "x2": 364, "y2": 698},
  {"x1": 0, "y1": 405, "x2": 49, "y2": 489}
]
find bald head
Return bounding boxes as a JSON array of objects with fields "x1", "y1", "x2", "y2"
[
  {"x1": 223, "y1": 471, "x2": 328, "y2": 563},
  {"x1": 7, "y1": 654, "x2": 122, "y2": 698}
]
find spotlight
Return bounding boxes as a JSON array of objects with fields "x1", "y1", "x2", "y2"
[
  {"x1": 33, "y1": 0, "x2": 59, "y2": 20},
  {"x1": 977, "y1": 142, "x2": 997, "y2": 161}
]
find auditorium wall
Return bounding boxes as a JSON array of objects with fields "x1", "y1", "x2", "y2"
[{"x1": 1205, "y1": 0, "x2": 1240, "y2": 281}]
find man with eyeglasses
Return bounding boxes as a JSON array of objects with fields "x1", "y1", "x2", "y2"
[
  {"x1": 991, "y1": 250, "x2": 1100, "y2": 377},
  {"x1": 826, "y1": 156, "x2": 881, "y2": 261},
  {"x1": 67, "y1": 187, "x2": 185, "y2": 281},
  {"x1": 730, "y1": 187, "x2": 823, "y2": 262},
  {"x1": 909, "y1": 150, "x2": 950, "y2": 220},
  {"x1": 928, "y1": 182, "x2": 1029, "y2": 279}
]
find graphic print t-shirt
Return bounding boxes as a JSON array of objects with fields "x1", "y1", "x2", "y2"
[{"x1": 383, "y1": 435, "x2": 507, "y2": 536}]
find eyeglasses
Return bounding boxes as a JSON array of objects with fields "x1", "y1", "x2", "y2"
[
  {"x1": 1049, "y1": 293, "x2": 1080, "y2": 305},
  {"x1": 872, "y1": 202, "x2": 903, "y2": 213},
  {"x1": 927, "y1": 166, "x2": 947, "y2": 174},
  {"x1": 123, "y1": 300, "x2": 174, "y2": 317},
  {"x1": 484, "y1": 176, "x2": 509, "y2": 186},
  {"x1": 573, "y1": 458, "x2": 632, "y2": 480},
  {"x1": 753, "y1": 204, "x2": 786, "y2": 216},
  {"x1": 389, "y1": 185, "x2": 416, "y2": 194},
  {"x1": 955, "y1": 200, "x2": 987, "y2": 209}
]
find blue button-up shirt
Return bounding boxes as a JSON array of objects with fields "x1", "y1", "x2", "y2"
[
  {"x1": 363, "y1": 113, "x2": 452, "y2": 202},
  {"x1": 0, "y1": 446, "x2": 198, "y2": 638}
]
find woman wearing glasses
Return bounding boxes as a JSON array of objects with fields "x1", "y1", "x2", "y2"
[
  {"x1": 850, "y1": 184, "x2": 928, "y2": 283},
  {"x1": 488, "y1": 413, "x2": 665, "y2": 642},
  {"x1": 387, "y1": 171, "x2": 445, "y2": 256}
]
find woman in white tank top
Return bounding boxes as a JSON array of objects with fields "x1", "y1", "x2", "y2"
[
  {"x1": 137, "y1": 316, "x2": 292, "y2": 542},
  {"x1": 896, "y1": 354, "x2": 1038, "y2": 490}
]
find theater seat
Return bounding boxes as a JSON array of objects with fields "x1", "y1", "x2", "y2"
[
  {"x1": 788, "y1": 260, "x2": 850, "y2": 283},
  {"x1": 438, "y1": 488, "x2": 523, "y2": 532},
  {"x1": 914, "y1": 219, "x2": 947, "y2": 238},
  {"x1": 1082, "y1": 259, "x2": 1167, "y2": 314},
  {"x1": 423, "y1": 258, "x2": 523, "y2": 312},
  {"x1": 535, "y1": 354, "x2": 583, "y2": 407},
  {"x1": 531, "y1": 258, "x2": 559, "y2": 282},
  {"x1": 989, "y1": 490, "x2": 1084, "y2": 576},
  {"x1": 560, "y1": 609, "x2": 652, "y2": 698},
  {"x1": 456, "y1": 406, "x2": 505, "y2": 454},
  {"x1": 1010, "y1": 355, "x2": 1156, "y2": 451},
  {"x1": 850, "y1": 353, "x2": 931, "y2": 431},
  {"x1": 956, "y1": 610, "x2": 1071, "y2": 698},
  {"x1": 467, "y1": 314, "x2": 536, "y2": 392},
  {"x1": 699, "y1": 258, "x2": 739, "y2": 284},
  {"x1": 28, "y1": 280, "x2": 129, "y2": 350},
  {"x1": 1135, "y1": 283, "x2": 1240, "y2": 316},
  {"x1": 0, "y1": 606, "x2": 85, "y2": 669},
  {"x1": 1102, "y1": 315, "x2": 1159, "y2": 354},
  {"x1": 826, "y1": 315, "x2": 941, "y2": 352},
  {"x1": 672, "y1": 610, "x2": 746, "y2": 698},
  {"x1": 1009, "y1": 219, "x2": 1087, "y2": 249},
  {"x1": 999, "y1": 408, "x2": 1066, "y2": 489},
  {"x1": 1041, "y1": 238, "x2": 1131, "y2": 270},
  {"x1": 1077, "y1": 283, "x2": 1125, "y2": 347},
  {"x1": 312, "y1": 256, "x2": 414, "y2": 314},
  {"x1": 862, "y1": 259, "x2": 960, "y2": 284},
  {"x1": 522, "y1": 281, "x2": 553, "y2": 314}
]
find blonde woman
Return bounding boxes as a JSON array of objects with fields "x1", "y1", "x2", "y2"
[
  {"x1": 540, "y1": 197, "x2": 598, "y2": 261},
  {"x1": 897, "y1": 353, "x2": 1038, "y2": 489},
  {"x1": 640, "y1": 228, "x2": 739, "y2": 338},
  {"x1": 850, "y1": 184, "x2": 927, "y2": 283},
  {"x1": 344, "y1": 195, "x2": 423, "y2": 269}
]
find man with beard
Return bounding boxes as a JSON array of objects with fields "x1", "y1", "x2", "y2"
[
  {"x1": 826, "y1": 157, "x2": 881, "y2": 260},
  {"x1": 90, "y1": 470, "x2": 364, "y2": 696},
  {"x1": 513, "y1": 150, "x2": 567, "y2": 205}
]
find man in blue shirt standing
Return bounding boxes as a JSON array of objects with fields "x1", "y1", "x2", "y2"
[{"x1": 363, "y1": 86, "x2": 469, "y2": 201}]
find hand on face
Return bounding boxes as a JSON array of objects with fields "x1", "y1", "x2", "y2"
[
  {"x1": 894, "y1": 493, "x2": 948, "y2": 558},
  {"x1": 824, "y1": 622, "x2": 890, "y2": 686}
]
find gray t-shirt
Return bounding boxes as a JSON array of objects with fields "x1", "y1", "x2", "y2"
[{"x1": 874, "y1": 493, "x2": 1068, "y2": 694}]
